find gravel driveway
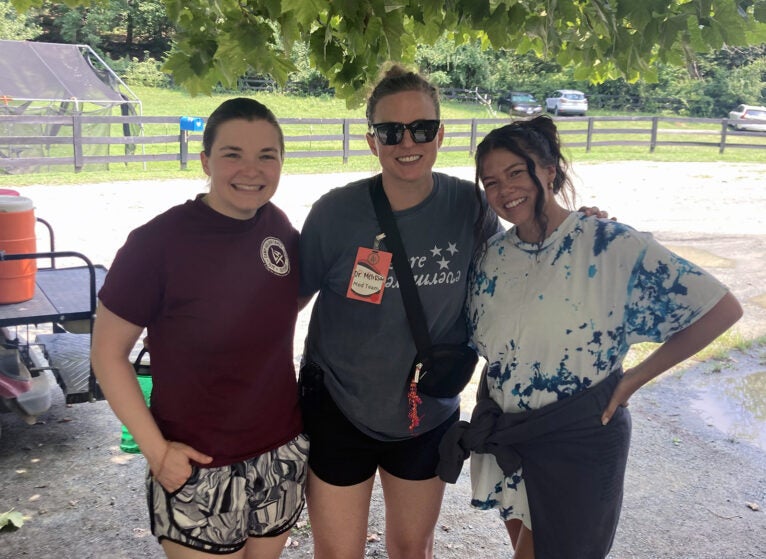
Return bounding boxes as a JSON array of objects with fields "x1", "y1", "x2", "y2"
[{"x1": 1, "y1": 161, "x2": 764, "y2": 558}]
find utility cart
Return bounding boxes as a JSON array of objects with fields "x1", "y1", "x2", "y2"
[{"x1": 0, "y1": 217, "x2": 108, "y2": 436}]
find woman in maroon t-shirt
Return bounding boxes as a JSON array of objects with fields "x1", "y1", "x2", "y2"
[{"x1": 91, "y1": 98, "x2": 308, "y2": 558}]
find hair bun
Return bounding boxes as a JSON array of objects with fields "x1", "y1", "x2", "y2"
[{"x1": 381, "y1": 62, "x2": 412, "y2": 80}]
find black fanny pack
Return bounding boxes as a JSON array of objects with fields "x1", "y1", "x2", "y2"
[{"x1": 411, "y1": 343, "x2": 478, "y2": 399}]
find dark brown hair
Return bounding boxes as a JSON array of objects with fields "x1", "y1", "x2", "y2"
[
  {"x1": 202, "y1": 97, "x2": 285, "y2": 157},
  {"x1": 474, "y1": 115, "x2": 575, "y2": 249}
]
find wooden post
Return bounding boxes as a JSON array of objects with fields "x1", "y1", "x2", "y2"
[
  {"x1": 342, "y1": 119, "x2": 350, "y2": 164},
  {"x1": 650, "y1": 117, "x2": 658, "y2": 153},
  {"x1": 72, "y1": 114, "x2": 83, "y2": 173},
  {"x1": 720, "y1": 120, "x2": 727, "y2": 154},
  {"x1": 180, "y1": 130, "x2": 189, "y2": 170}
]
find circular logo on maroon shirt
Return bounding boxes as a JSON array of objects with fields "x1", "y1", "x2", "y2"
[{"x1": 260, "y1": 237, "x2": 290, "y2": 276}]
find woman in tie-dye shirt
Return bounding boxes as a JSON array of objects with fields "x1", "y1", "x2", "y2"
[{"x1": 460, "y1": 116, "x2": 742, "y2": 558}]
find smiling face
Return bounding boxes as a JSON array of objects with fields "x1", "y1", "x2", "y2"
[
  {"x1": 200, "y1": 118, "x2": 283, "y2": 220},
  {"x1": 366, "y1": 90, "x2": 444, "y2": 188},
  {"x1": 479, "y1": 148, "x2": 556, "y2": 238}
]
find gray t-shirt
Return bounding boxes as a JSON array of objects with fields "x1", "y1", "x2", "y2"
[{"x1": 300, "y1": 172, "x2": 499, "y2": 440}]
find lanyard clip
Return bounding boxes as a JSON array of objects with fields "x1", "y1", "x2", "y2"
[
  {"x1": 373, "y1": 233, "x2": 386, "y2": 251},
  {"x1": 413, "y1": 362, "x2": 423, "y2": 384}
]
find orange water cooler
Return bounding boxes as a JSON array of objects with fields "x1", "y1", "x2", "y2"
[{"x1": 0, "y1": 195, "x2": 37, "y2": 304}]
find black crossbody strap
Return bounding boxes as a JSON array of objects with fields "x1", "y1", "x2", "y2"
[{"x1": 369, "y1": 176, "x2": 433, "y2": 364}]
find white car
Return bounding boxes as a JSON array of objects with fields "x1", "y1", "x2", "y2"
[
  {"x1": 545, "y1": 89, "x2": 588, "y2": 116},
  {"x1": 728, "y1": 104, "x2": 766, "y2": 132}
]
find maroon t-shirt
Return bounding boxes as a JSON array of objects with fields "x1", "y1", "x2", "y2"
[{"x1": 99, "y1": 197, "x2": 301, "y2": 467}]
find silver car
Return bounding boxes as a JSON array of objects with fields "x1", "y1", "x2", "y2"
[
  {"x1": 545, "y1": 89, "x2": 588, "y2": 116},
  {"x1": 728, "y1": 104, "x2": 766, "y2": 132}
]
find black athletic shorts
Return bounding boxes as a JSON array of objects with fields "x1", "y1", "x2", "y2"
[{"x1": 307, "y1": 391, "x2": 460, "y2": 486}]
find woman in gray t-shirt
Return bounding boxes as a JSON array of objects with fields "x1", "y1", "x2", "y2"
[{"x1": 298, "y1": 64, "x2": 498, "y2": 559}]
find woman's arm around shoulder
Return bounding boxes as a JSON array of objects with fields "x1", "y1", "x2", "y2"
[{"x1": 602, "y1": 291, "x2": 743, "y2": 425}]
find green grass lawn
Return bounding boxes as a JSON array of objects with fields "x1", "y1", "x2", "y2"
[{"x1": 1, "y1": 86, "x2": 764, "y2": 187}]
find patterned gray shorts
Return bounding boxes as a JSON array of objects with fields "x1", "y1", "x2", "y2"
[{"x1": 146, "y1": 434, "x2": 309, "y2": 554}]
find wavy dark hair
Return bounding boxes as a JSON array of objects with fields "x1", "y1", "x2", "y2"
[{"x1": 473, "y1": 115, "x2": 575, "y2": 252}]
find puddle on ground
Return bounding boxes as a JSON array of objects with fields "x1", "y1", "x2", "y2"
[{"x1": 690, "y1": 370, "x2": 766, "y2": 451}]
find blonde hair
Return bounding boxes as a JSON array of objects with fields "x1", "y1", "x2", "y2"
[{"x1": 365, "y1": 63, "x2": 440, "y2": 125}]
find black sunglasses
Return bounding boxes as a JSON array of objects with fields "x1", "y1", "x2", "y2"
[{"x1": 370, "y1": 119, "x2": 441, "y2": 145}]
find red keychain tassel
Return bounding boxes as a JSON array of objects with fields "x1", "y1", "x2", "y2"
[{"x1": 408, "y1": 364, "x2": 423, "y2": 432}]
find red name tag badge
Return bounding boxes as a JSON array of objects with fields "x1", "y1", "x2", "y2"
[{"x1": 346, "y1": 247, "x2": 392, "y2": 304}]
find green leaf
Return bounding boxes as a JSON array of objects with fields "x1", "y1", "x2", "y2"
[
  {"x1": 641, "y1": 66, "x2": 659, "y2": 83},
  {"x1": 162, "y1": 0, "x2": 186, "y2": 22},
  {"x1": 483, "y1": 8, "x2": 511, "y2": 47},
  {"x1": 573, "y1": 63, "x2": 593, "y2": 81},
  {"x1": 288, "y1": 0, "x2": 330, "y2": 25},
  {"x1": 0, "y1": 510, "x2": 24, "y2": 531}
]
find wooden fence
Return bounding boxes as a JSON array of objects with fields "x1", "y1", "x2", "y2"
[{"x1": 1, "y1": 114, "x2": 765, "y2": 174}]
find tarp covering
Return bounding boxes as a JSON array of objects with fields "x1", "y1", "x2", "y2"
[
  {"x1": 0, "y1": 40, "x2": 141, "y2": 174},
  {"x1": 0, "y1": 40, "x2": 125, "y2": 104}
]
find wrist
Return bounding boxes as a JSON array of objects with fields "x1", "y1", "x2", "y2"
[{"x1": 144, "y1": 440, "x2": 170, "y2": 474}]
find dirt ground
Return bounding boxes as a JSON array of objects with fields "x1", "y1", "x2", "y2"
[{"x1": 1, "y1": 162, "x2": 765, "y2": 558}]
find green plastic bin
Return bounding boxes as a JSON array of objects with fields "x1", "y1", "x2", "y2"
[{"x1": 119, "y1": 374, "x2": 153, "y2": 454}]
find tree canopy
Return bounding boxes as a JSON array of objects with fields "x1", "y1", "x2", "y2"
[
  {"x1": 1, "y1": 0, "x2": 41, "y2": 40},
  {"x1": 11, "y1": 0, "x2": 766, "y2": 105}
]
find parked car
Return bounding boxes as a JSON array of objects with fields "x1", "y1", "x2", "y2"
[
  {"x1": 497, "y1": 91, "x2": 543, "y2": 117},
  {"x1": 545, "y1": 89, "x2": 588, "y2": 116},
  {"x1": 727, "y1": 104, "x2": 766, "y2": 132}
]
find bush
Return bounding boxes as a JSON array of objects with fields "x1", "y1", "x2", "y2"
[
  {"x1": 285, "y1": 41, "x2": 332, "y2": 96},
  {"x1": 427, "y1": 71, "x2": 451, "y2": 89},
  {"x1": 687, "y1": 96, "x2": 715, "y2": 117},
  {"x1": 118, "y1": 54, "x2": 171, "y2": 88}
]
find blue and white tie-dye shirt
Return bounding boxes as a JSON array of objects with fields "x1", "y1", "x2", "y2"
[{"x1": 468, "y1": 212, "x2": 728, "y2": 413}]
